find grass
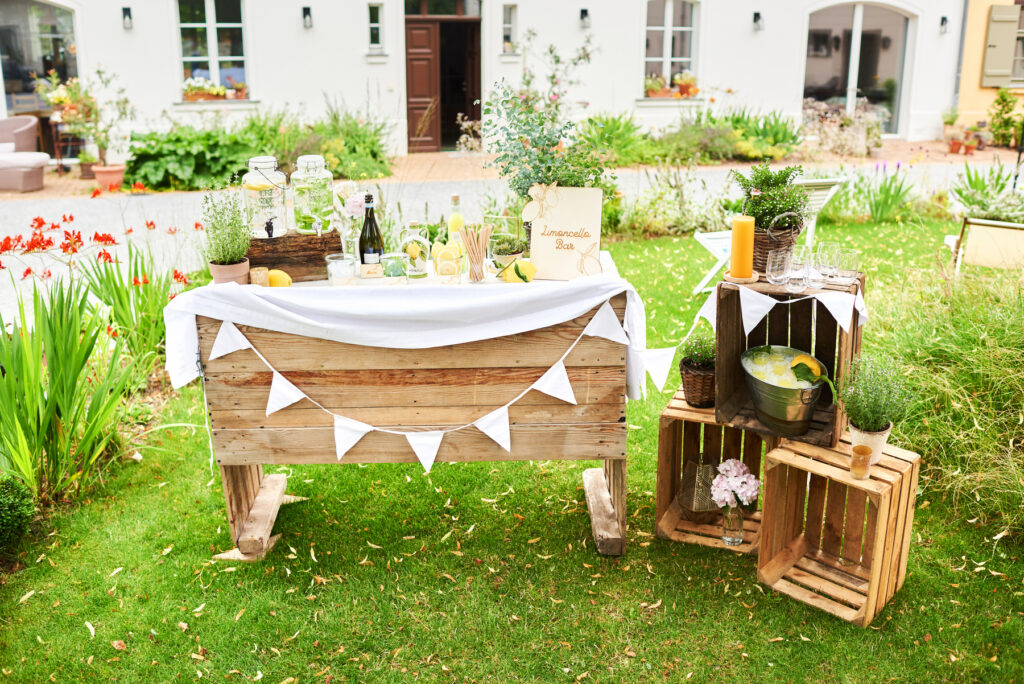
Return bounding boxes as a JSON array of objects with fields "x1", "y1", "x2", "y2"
[{"x1": 1, "y1": 218, "x2": 1022, "y2": 681}]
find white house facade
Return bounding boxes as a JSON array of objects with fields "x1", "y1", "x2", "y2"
[{"x1": 0, "y1": 0, "x2": 965, "y2": 158}]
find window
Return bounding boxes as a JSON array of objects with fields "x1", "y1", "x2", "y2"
[
  {"x1": 368, "y1": 4, "x2": 383, "y2": 52},
  {"x1": 502, "y1": 5, "x2": 517, "y2": 54},
  {"x1": 643, "y1": 0, "x2": 695, "y2": 94},
  {"x1": 0, "y1": 0, "x2": 78, "y2": 114},
  {"x1": 982, "y1": 4, "x2": 1022, "y2": 87},
  {"x1": 178, "y1": 0, "x2": 245, "y2": 89},
  {"x1": 405, "y1": 0, "x2": 478, "y2": 15}
]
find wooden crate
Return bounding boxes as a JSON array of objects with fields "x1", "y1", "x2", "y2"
[
  {"x1": 715, "y1": 277, "x2": 864, "y2": 447},
  {"x1": 198, "y1": 294, "x2": 630, "y2": 558},
  {"x1": 655, "y1": 391, "x2": 779, "y2": 554},
  {"x1": 246, "y1": 232, "x2": 339, "y2": 282},
  {"x1": 758, "y1": 438, "x2": 921, "y2": 627}
]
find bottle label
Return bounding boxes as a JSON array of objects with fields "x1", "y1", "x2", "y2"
[{"x1": 363, "y1": 253, "x2": 381, "y2": 264}]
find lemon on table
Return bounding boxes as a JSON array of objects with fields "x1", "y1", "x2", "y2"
[
  {"x1": 501, "y1": 258, "x2": 537, "y2": 283},
  {"x1": 268, "y1": 269, "x2": 293, "y2": 287},
  {"x1": 790, "y1": 354, "x2": 822, "y2": 377},
  {"x1": 436, "y1": 260, "x2": 459, "y2": 276}
]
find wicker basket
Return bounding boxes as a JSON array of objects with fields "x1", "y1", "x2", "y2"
[
  {"x1": 680, "y1": 362, "x2": 715, "y2": 408},
  {"x1": 752, "y1": 211, "x2": 802, "y2": 274}
]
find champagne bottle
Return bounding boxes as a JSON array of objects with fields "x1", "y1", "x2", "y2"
[{"x1": 359, "y1": 193, "x2": 384, "y2": 265}]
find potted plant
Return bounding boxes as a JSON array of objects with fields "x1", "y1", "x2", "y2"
[
  {"x1": 232, "y1": 81, "x2": 248, "y2": 100},
  {"x1": 644, "y1": 74, "x2": 669, "y2": 98},
  {"x1": 964, "y1": 137, "x2": 978, "y2": 156},
  {"x1": 80, "y1": 69, "x2": 134, "y2": 188},
  {"x1": 732, "y1": 163, "x2": 809, "y2": 274},
  {"x1": 183, "y1": 77, "x2": 227, "y2": 101},
  {"x1": 948, "y1": 137, "x2": 963, "y2": 154},
  {"x1": 202, "y1": 188, "x2": 252, "y2": 284},
  {"x1": 838, "y1": 354, "x2": 908, "y2": 465},
  {"x1": 673, "y1": 71, "x2": 698, "y2": 98},
  {"x1": 941, "y1": 106, "x2": 959, "y2": 137},
  {"x1": 678, "y1": 328, "x2": 715, "y2": 408},
  {"x1": 489, "y1": 233, "x2": 528, "y2": 269},
  {"x1": 77, "y1": 150, "x2": 97, "y2": 179}
]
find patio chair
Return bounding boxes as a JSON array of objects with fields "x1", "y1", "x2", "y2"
[
  {"x1": 945, "y1": 216, "x2": 1024, "y2": 275},
  {"x1": 0, "y1": 116, "x2": 49, "y2": 192},
  {"x1": 690, "y1": 177, "x2": 845, "y2": 294}
]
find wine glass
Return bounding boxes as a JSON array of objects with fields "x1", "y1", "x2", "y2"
[
  {"x1": 787, "y1": 245, "x2": 810, "y2": 293},
  {"x1": 766, "y1": 248, "x2": 791, "y2": 285}
]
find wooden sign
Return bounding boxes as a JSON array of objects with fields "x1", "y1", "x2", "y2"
[{"x1": 524, "y1": 184, "x2": 603, "y2": 280}]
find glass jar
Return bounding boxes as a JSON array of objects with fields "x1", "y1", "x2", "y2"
[
  {"x1": 242, "y1": 156, "x2": 288, "y2": 239},
  {"x1": 721, "y1": 505, "x2": 744, "y2": 546},
  {"x1": 325, "y1": 253, "x2": 358, "y2": 285},
  {"x1": 382, "y1": 252, "x2": 409, "y2": 279},
  {"x1": 400, "y1": 222, "x2": 430, "y2": 279},
  {"x1": 291, "y1": 155, "x2": 334, "y2": 235}
]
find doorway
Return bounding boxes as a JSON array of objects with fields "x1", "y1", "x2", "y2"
[{"x1": 404, "y1": 1, "x2": 480, "y2": 152}]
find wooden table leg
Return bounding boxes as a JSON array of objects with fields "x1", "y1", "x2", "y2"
[
  {"x1": 583, "y1": 458, "x2": 626, "y2": 556},
  {"x1": 214, "y1": 464, "x2": 307, "y2": 562}
]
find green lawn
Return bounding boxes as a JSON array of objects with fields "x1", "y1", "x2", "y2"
[{"x1": 1, "y1": 218, "x2": 1021, "y2": 681}]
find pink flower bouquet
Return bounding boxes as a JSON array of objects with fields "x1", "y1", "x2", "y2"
[{"x1": 709, "y1": 459, "x2": 761, "y2": 509}]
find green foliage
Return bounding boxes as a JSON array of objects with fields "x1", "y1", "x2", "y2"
[
  {"x1": 653, "y1": 122, "x2": 737, "y2": 164},
  {"x1": 125, "y1": 126, "x2": 252, "y2": 191},
  {"x1": 0, "y1": 283, "x2": 134, "y2": 502},
  {"x1": 732, "y1": 163, "x2": 808, "y2": 230},
  {"x1": 619, "y1": 166, "x2": 728, "y2": 237},
  {"x1": 837, "y1": 354, "x2": 909, "y2": 433},
  {"x1": 516, "y1": 29, "x2": 593, "y2": 124},
  {"x1": 0, "y1": 474, "x2": 34, "y2": 553},
  {"x1": 679, "y1": 328, "x2": 714, "y2": 369},
  {"x1": 952, "y1": 161, "x2": 1013, "y2": 214},
  {"x1": 489, "y1": 234, "x2": 527, "y2": 255},
  {"x1": 942, "y1": 106, "x2": 959, "y2": 127},
  {"x1": 866, "y1": 167, "x2": 914, "y2": 222},
  {"x1": 200, "y1": 189, "x2": 251, "y2": 265},
  {"x1": 987, "y1": 88, "x2": 1019, "y2": 147},
  {"x1": 579, "y1": 113, "x2": 655, "y2": 166},
  {"x1": 710, "y1": 109, "x2": 801, "y2": 160}
]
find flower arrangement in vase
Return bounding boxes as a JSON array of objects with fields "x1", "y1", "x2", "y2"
[
  {"x1": 710, "y1": 459, "x2": 761, "y2": 546},
  {"x1": 673, "y1": 71, "x2": 698, "y2": 98}
]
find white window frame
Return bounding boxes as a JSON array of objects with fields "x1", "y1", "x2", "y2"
[
  {"x1": 644, "y1": 0, "x2": 697, "y2": 90},
  {"x1": 502, "y1": 4, "x2": 517, "y2": 54},
  {"x1": 1014, "y1": 12, "x2": 1024, "y2": 82},
  {"x1": 178, "y1": 0, "x2": 246, "y2": 88},
  {"x1": 368, "y1": 3, "x2": 384, "y2": 53}
]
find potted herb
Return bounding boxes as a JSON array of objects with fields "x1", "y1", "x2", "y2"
[
  {"x1": 644, "y1": 74, "x2": 668, "y2": 98},
  {"x1": 202, "y1": 189, "x2": 252, "y2": 284},
  {"x1": 77, "y1": 150, "x2": 97, "y2": 179},
  {"x1": 232, "y1": 82, "x2": 248, "y2": 100},
  {"x1": 838, "y1": 355, "x2": 909, "y2": 465},
  {"x1": 732, "y1": 163, "x2": 809, "y2": 273},
  {"x1": 489, "y1": 233, "x2": 528, "y2": 269},
  {"x1": 673, "y1": 71, "x2": 698, "y2": 98},
  {"x1": 678, "y1": 328, "x2": 715, "y2": 408},
  {"x1": 964, "y1": 137, "x2": 979, "y2": 156}
]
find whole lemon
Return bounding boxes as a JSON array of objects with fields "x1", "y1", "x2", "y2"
[{"x1": 268, "y1": 269, "x2": 293, "y2": 287}]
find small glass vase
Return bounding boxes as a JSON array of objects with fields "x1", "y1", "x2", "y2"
[{"x1": 721, "y1": 505, "x2": 744, "y2": 546}]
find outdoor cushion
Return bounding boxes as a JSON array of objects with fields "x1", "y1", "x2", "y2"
[
  {"x1": 0, "y1": 143, "x2": 14, "y2": 154},
  {"x1": 0, "y1": 152, "x2": 49, "y2": 169}
]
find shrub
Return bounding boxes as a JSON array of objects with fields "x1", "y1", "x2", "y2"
[
  {"x1": 0, "y1": 283, "x2": 135, "y2": 502},
  {"x1": 126, "y1": 126, "x2": 252, "y2": 190},
  {"x1": 0, "y1": 475, "x2": 34, "y2": 553},
  {"x1": 619, "y1": 166, "x2": 728, "y2": 236},
  {"x1": 987, "y1": 88, "x2": 1019, "y2": 147},
  {"x1": 952, "y1": 161, "x2": 1013, "y2": 214},
  {"x1": 580, "y1": 113, "x2": 655, "y2": 166},
  {"x1": 732, "y1": 163, "x2": 808, "y2": 231},
  {"x1": 865, "y1": 166, "x2": 914, "y2": 223},
  {"x1": 654, "y1": 122, "x2": 736, "y2": 163}
]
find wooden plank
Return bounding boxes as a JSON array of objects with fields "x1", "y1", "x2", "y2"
[
  {"x1": 702, "y1": 423, "x2": 723, "y2": 467},
  {"x1": 862, "y1": 489, "x2": 891, "y2": 627},
  {"x1": 214, "y1": 423, "x2": 626, "y2": 465},
  {"x1": 887, "y1": 461, "x2": 914, "y2": 601},
  {"x1": 795, "y1": 556, "x2": 870, "y2": 594},
  {"x1": 237, "y1": 474, "x2": 288, "y2": 554},
  {"x1": 785, "y1": 441, "x2": 903, "y2": 488},
  {"x1": 604, "y1": 458, "x2": 627, "y2": 534},
  {"x1": 842, "y1": 489, "x2": 868, "y2": 564},
  {"x1": 682, "y1": 420, "x2": 702, "y2": 467},
  {"x1": 670, "y1": 419, "x2": 682, "y2": 513},
  {"x1": 211, "y1": 402, "x2": 625, "y2": 430},
  {"x1": 722, "y1": 427, "x2": 743, "y2": 463},
  {"x1": 862, "y1": 497, "x2": 879, "y2": 570},
  {"x1": 715, "y1": 285, "x2": 746, "y2": 423},
  {"x1": 804, "y1": 473, "x2": 828, "y2": 551},
  {"x1": 663, "y1": 529, "x2": 758, "y2": 554},
  {"x1": 786, "y1": 566, "x2": 866, "y2": 608},
  {"x1": 789, "y1": 464, "x2": 808, "y2": 543},
  {"x1": 897, "y1": 460, "x2": 920, "y2": 591},
  {"x1": 759, "y1": 533, "x2": 808, "y2": 585},
  {"x1": 789, "y1": 298, "x2": 813, "y2": 355},
  {"x1": 821, "y1": 479, "x2": 847, "y2": 557},
  {"x1": 724, "y1": 406, "x2": 834, "y2": 448},
  {"x1": 655, "y1": 496, "x2": 684, "y2": 540},
  {"x1": 204, "y1": 366, "x2": 626, "y2": 410},
  {"x1": 245, "y1": 232, "x2": 337, "y2": 282},
  {"x1": 583, "y1": 468, "x2": 624, "y2": 556},
  {"x1": 741, "y1": 430, "x2": 763, "y2": 482},
  {"x1": 759, "y1": 454, "x2": 786, "y2": 562},
  {"x1": 200, "y1": 325, "x2": 627, "y2": 372},
  {"x1": 768, "y1": 448, "x2": 888, "y2": 495},
  {"x1": 220, "y1": 464, "x2": 261, "y2": 544},
  {"x1": 214, "y1": 534, "x2": 280, "y2": 562},
  {"x1": 771, "y1": 578, "x2": 860, "y2": 623},
  {"x1": 655, "y1": 417, "x2": 678, "y2": 523},
  {"x1": 747, "y1": 316, "x2": 767, "y2": 349},
  {"x1": 876, "y1": 473, "x2": 903, "y2": 617},
  {"x1": 767, "y1": 299, "x2": 789, "y2": 346},
  {"x1": 814, "y1": 300, "x2": 838, "y2": 408}
]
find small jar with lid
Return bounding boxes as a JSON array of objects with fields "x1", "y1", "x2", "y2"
[
  {"x1": 241, "y1": 156, "x2": 288, "y2": 239},
  {"x1": 399, "y1": 221, "x2": 430, "y2": 279},
  {"x1": 291, "y1": 155, "x2": 335, "y2": 235}
]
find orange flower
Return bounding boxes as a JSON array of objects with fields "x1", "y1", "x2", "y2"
[
  {"x1": 97, "y1": 249, "x2": 113, "y2": 263},
  {"x1": 173, "y1": 269, "x2": 189, "y2": 284},
  {"x1": 166, "y1": 226, "x2": 178, "y2": 235},
  {"x1": 30, "y1": 216, "x2": 45, "y2": 229},
  {"x1": 106, "y1": 325, "x2": 119, "y2": 338},
  {"x1": 21, "y1": 267, "x2": 32, "y2": 279},
  {"x1": 91, "y1": 188, "x2": 102, "y2": 198},
  {"x1": 91, "y1": 232, "x2": 117, "y2": 246},
  {"x1": 145, "y1": 220, "x2": 156, "y2": 230},
  {"x1": 125, "y1": 226, "x2": 134, "y2": 235},
  {"x1": 49, "y1": 222, "x2": 60, "y2": 232},
  {"x1": 61, "y1": 213, "x2": 73, "y2": 223},
  {"x1": 193, "y1": 221, "x2": 204, "y2": 231},
  {"x1": 131, "y1": 181, "x2": 146, "y2": 193},
  {"x1": 107, "y1": 183, "x2": 120, "y2": 193}
]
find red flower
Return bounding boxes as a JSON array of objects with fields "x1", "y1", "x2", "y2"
[
  {"x1": 90, "y1": 188, "x2": 102, "y2": 198},
  {"x1": 142, "y1": 273, "x2": 149, "y2": 284},
  {"x1": 106, "y1": 325, "x2": 119, "y2": 338},
  {"x1": 39, "y1": 269, "x2": 52, "y2": 280},
  {"x1": 131, "y1": 276, "x2": 142, "y2": 286},
  {"x1": 30, "y1": 216, "x2": 45, "y2": 230},
  {"x1": 168, "y1": 293, "x2": 177, "y2": 301},
  {"x1": 166, "y1": 226, "x2": 178, "y2": 235},
  {"x1": 97, "y1": 249, "x2": 113, "y2": 263},
  {"x1": 173, "y1": 269, "x2": 189, "y2": 284},
  {"x1": 193, "y1": 221, "x2": 204, "y2": 231},
  {"x1": 132, "y1": 274, "x2": 149, "y2": 286},
  {"x1": 0, "y1": 235, "x2": 22, "y2": 254},
  {"x1": 66, "y1": 213, "x2": 74, "y2": 222},
  {"x1": 145, "y1": 220, "x2": 156, "y2": 230},
  {"x1": 0, "y1": 260, "x2": 4, "y2": 270},
  {"x1": 107, "y1": 183, "x2": 120, "y2": 193},
  {"x1": 22, "y1": 230, "x2": 54, "y2": 253},
  {"x1": 21, "y1": 268, "x2": 32, "y2": 280},
  {"x1": 131, "y1": 181, "x2": 146, "y2": 193},
  {"x1": 91, "y1": 232, "x2": 117, "y2": 246},
  {"x1": 60, "y1": 230, "x2": 84, "y2": 255},
  {"x1": 125, "y1": 226, "x2": 134, "y2": 235},
  {"x1": 49, "y1": 222, "x2": 60, "y2": 232}
]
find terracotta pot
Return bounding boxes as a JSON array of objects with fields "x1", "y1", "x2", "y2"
[
  {"x1": 948, "y1": 140, "x2": 962, "y2": 154},
  {"x1": 646, "y1": 88, "x2": 673, "y2": 98},
  {"x1": 964, "y1": 143, "x2": 977, "y2": 156},
  {"x1": 235, "y1": 87, "x2": 247, "y2": 100},
  {"x1": 93, "y1": 164, "x2": 126, "y2": 188},
  {"x1": 848, "y1": 421, "x2": 892, "y2": 466},
  {"x1": 209, "y1": 258, "x2": 250, "y2": 285},
  {"x1": 677, "y1": 83, "x2": 697, "y2": 98},
  {"x1": 79, "y1": 162, "x2": 95, "y2": 180}
]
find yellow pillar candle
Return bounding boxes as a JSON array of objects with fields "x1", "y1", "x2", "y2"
[{"x1": 730, "y1": 215, "x2": 755, "y2": 279}]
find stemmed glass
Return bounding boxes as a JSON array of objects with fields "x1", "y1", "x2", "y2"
[
  {"x1": 766, "y1": 248, "x2": 791, "y2": 286},
  {"x1": 787, "y1": 245, "x2": 810, "y2": 293}
]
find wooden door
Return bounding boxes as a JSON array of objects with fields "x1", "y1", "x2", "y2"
[
  {"x1": 405, "y1": 20, "x2": 441, "y2": 152},
  {"x1": 465, "y1": 22, "x2": 481, "y2": 120}
]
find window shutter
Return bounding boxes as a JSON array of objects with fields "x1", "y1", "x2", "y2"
[{"x1": 981, "y1": 4, "x2": 1022, "y2": 87}]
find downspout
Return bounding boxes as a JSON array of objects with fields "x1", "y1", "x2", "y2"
[{"x1": 953, "y1": 0, "x2": 969, "y2": 108}]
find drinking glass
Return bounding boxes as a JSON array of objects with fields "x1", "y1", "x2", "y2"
[
  {"x1": 817, "y1": 241, "x2": 841, "y2": 282},
  {"x1": 766, "y1": 248, "x2": 791, "y2": 285},
  {"x1": 835, "y1": 249, "x2": 860, "y2": 286},
  {"x1": 325, "y1": 253, "x2": 357, "y2": 285},
  {"x1": 786, "y1": 245, "x2": 810, "y2": 293},
  {"x1": 850, "y1": 445, "x2": 872, "y2": 480},
  {"x1": 807, "y1": 253, "x2": 827, "y2": 289}
]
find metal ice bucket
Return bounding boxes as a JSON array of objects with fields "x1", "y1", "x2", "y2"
[{"x1": 740, "y1": 346, "x2": 824, "y2": 437}]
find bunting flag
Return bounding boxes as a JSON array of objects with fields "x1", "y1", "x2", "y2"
[
  {"x1": 210, "y1": 321, "x2": 252, "y2": 360},
  {"x1": 406, "y1": 431, "x2": 445, "y2": 473},
  {"x1": 640, "y1": 347, "x2": 678, "y2": 393},
  {"x1": 697, "y1": 290, "x2": 717, "y2": 329},
  {"x1": 333, "y1": 415, "x2": 374, "y2": 461},
  {"x1": 583, "y1": 301, "x2": 630, "y2": 345},
  {"x1": 813, "y1": 291, "x2": 856, "y2": 333},
  {"x1": 475, "y1": 405, "x2": 512, "y2": 452},
  {"x1": 532, "y1": 361, "x2": 577, "y2": 405},
  {"x1": 737, "y1": 286, "x2": 778, "y2": 336},
  {"x1": 854, "y1": 291, "x2": 869, "y2": 326},
  {"x1": 266, "y1": 371, "x2": 306, "y2": 415}
]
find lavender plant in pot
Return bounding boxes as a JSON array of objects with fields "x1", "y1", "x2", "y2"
[
  {"x1": 202, "y1": 189, "x2": 252, "y2": 285},
  {"x1": 838, "y1": 355, "x2": 909, "y2": 465}
]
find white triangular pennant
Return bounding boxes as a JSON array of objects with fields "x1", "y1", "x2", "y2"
[
  {"x1": 532, "y1": 361, "x2": 577, "y2": 405},
  {"x1": 475, "y1": 406, "x2": 511, "y2": 452},
  {"x1": 697, "y1": 290, "x2": 717, "y2": 329},
  {"x1": 406, "y1": 431, "x2": 445, "y2": 473},
  {"x1": 210, "y1": 321, "x2": 251, "y2": 360},
  {"x1": 813, "y1": 291, "x2": 856, "y2": 334},
  {"x1": 583, "y1": 301, "x2": 630, "y2": 345},
  {"x1": 641, "y1": 347, "x2": 678, "y2": 392},
  {"x1": 737, "y1": 286, "x2": 778, "y2": 336},
  {"x1": 854, "y1": 291, "x2": 869, "y2": 326},
  {"x1": 333, "y1": 415, "x2": 374, "y2": 461},
  {"x1": 265, "y1": 371, "x2": 306, "y2": 415}
]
